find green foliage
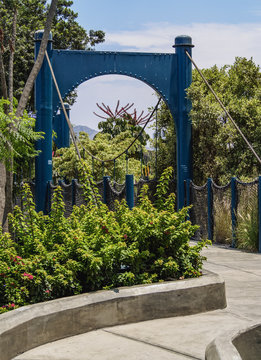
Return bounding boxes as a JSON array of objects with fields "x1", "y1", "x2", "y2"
[
  {"x1": 187, "y1": 57, "x2": 261, "y2": 184},
  {"x1": 53, "y1": 131, "x2": 148, "y2": 183},
  {"x1": 213, "y1": 198, "x2": 232, "y2": 244},
  {"x1": 0, "y1": 0, "x2": 105, "y2": 106},
  {"x1": 153, "y1": 58, "x2": 261, "y2": 184},
  {"x1": 0, "y1": 98, "x2": 43, "y2": 171},
  {"x1": 98, "y1": 115, "x2": 149, "y2": 146},
  {"x1": 0, "y1": 166, "x2": 209, "y2": 313},
  {"x1": 236, "y1": 198, "x2": 259, "y2": 252},
  {"x1": 149, "y1": 101, "x2": 176, "y2": 178}
]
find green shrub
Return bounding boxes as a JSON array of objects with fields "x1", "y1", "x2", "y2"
[{"x1": 0, "y1": 166, "x2": 209, "y2": 313}]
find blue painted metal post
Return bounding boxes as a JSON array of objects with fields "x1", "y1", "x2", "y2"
[
  {"x1": 103, "y1": 176, "x2": 110, "y2": 205},
  {"x1": 126, "y1": 174, "x2": 134, "y2": 210},
  {"x1": 258, "y1": 176, "x2": 261, "y2": 253},
  {"x1": 53, "y1": 103, "x2": 70, "y2": 149},
  {"x1": 34, "y1": 30, "x2": 53, "y2": 213},
  {"x1": 207, "y1": 178, "x2": 213, "y2": 241},
  {"x1": 231, "y1": 177, "x2": 237, "y2": 247},
  {"x1": 174, "y1": 36, "x2": 194, "y2": 210}
]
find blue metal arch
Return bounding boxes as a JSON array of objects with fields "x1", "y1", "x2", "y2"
[
  {"x1": 55, "y1": 73, "x2": 168, "y2": 119},
  {"x1": 35, "y1": 32, "x2": 193, "y2": 213},
  {"x1": 51, "y1": 50, "x2": 178, "y2": 119}
]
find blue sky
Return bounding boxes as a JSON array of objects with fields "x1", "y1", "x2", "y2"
[{"x1": 68, "y1": 0, "x2": 261, "y2": 132}]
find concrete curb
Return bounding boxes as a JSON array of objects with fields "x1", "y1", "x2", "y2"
[
  {"x1": 205, "y1": 321, "x2": 261, "y2": 360},
  {"x1": 0, "y1": 270, "x2": 226, "y2": 360}
]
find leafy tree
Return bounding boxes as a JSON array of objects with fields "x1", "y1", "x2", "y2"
[
  {"x1": 0, "y1": 0, "x2": 105, "y2": 105},
  {"x1": 0, "y1": 0, "x2": 105, "y2": 227},
  {"x1": 0, "y1": 0, "x2": 59, "y2": 228},
  {"x1": 98, "y1": 115, "x2": 149, "y2": 149},
  {"x1": 153, "y1": 57, "x2": 261, "y2": 185},
  {"x1": 149, "y1": 101, "x2": 176, "y2": 178},
  {"x1": 53, "y1": 131, "x2": 147, "y2": 183},
  {"x1": 53, "y1": 107, "x2": 153, "y2": 183},
  {"x1": 188, "y1": 57, "x2": 261, "y2": 184},
  {"x1": 0, "y1": 99, "x2": 43, "y2": 170}
]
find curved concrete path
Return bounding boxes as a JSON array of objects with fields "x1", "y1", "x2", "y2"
[{"x1": 14, "y1": 244, "x2": 261, "y2": 360}]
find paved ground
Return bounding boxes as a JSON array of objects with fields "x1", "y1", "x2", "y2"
[{"x1": 14, "y1": 244, "x2": 261, "y2": 360}]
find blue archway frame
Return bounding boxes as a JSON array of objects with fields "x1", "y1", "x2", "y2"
[{"x1": 34, "y1": 31, "x2": 193, "y2": 212}]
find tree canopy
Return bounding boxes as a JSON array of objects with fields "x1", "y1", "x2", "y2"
[
  {"x1": 153, "y1": 57, "x2": 261, "y2": 185},
  {"x1": 53, "y1": 131, "x2": 147, "y2": 183},
  {"x1": 0, "y1": 0, "x2": 105, "y2": 106},
  {"x1": 188, "y1": 57, "x2": 261, "y2": 184}
]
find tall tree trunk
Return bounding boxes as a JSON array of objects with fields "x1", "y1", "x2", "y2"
[
  {"x1": 0, "y1": 30, "x2": 8, "y2": 229},
  {"x1": 0, "y1": 162, "x2": 6, "y2": 226},
  {"x1": 2, "y1": 7, "x2": 18, "y2": 230},
  {"x1": 15, "y1": 0, "x2": 58, "y2": 118},
  {"x1": 0, "y1": 29, "x2": 8, "y2": 100},
  {"x1": 8, "y1": 7, "x2": 17, "y2": 113},
  {"x1": 0, "y1": 0, "x2": 58, "y2": 230}
]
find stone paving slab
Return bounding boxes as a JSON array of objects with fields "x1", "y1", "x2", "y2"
[
  {"x1": 14, "y1": 329, "x2": 191, "y2": 360},
  {"x1": 13, "y1": 245, "x2": 261, "y2": 360}
]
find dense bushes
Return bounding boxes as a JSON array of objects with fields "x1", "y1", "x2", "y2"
[{"x1": 0, "y1": 166, "x2": 209, "y2": 313}]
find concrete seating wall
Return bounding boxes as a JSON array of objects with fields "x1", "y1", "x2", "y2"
[{"x1": 0, "y1": 271, "x2": 226, "y2": 360}]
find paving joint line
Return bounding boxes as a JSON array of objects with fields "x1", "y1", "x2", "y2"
[
  {"x1": 102, "y1": 329, "x2": 202, "y2": 360},
  {"x1": 204, "y1": 261, "x2": 261, "y2": 278},
  {"x1": 223, "y1": 308, "x2": 259, "y2": 322}
]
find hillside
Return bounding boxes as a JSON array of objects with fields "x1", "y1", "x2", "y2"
[{"x1": 73, "y1": 125, "x2": 98, "y2": 140}]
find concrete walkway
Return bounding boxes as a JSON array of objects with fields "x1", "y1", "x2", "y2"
[{"x1": 14, "y1": 245, "x2": 261, "y2": 360}]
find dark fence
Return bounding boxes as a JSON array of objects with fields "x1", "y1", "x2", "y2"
[
  {"x1": 186, "y1": 177, "x2": 261, "y2": 252},
  {"x1": 14, "y1": 176, "x2": 261, "y2": 252},
  {"x1": 14, "y1": 177, "x2": 176, "y2": 217}
]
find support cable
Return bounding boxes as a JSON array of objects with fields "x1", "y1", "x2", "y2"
[
  {"x1": 45, "y1": 51, "x2": 81, "y2": 159},
  {"x1": 126, "y1": 150, "x2": 128, "y2": 175},
  {"x1": 45, "y1": 50, "x2": 98, "y2": 205},
  {"x1": 140, "y1": 148, "x2": 143, "y2": 178},
  {"x1": 80, "y1": 97, "x2": 162, "y2": 164},
  {"x1": 185, "y1": 50, "x2": 261, "y2": 166},
  {"x1": 45, "y1": 49, "x2": 162, "y2": 187},
  {"x1": 155, "y1": 105, "x2": 158, "y2": 179}
]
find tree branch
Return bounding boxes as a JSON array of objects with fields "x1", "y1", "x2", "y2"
[
  {"x1": 15, "y1": 0, "x2": 58, "y2": 118},
  {"x1": 0, "y1": 29, "x2": 8, "y2": 101},
  {"x1": 8, "y1": 7, "x2": 17, "y2": 113}
]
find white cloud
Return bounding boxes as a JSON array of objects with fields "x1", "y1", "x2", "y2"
[
  {"x1": 71, "y1": 22, "x2": 261, "y2": 131},
  {"x1": 105, "y1": 22, "x2": 261, "y2": 68},
  {"x1": 71, "y1": 76, "x2": 158, "y2": 136}
]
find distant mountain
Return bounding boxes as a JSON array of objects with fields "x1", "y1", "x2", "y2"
[{"x1": 73, "y1": 125, "x2": 98, "y2": 140}]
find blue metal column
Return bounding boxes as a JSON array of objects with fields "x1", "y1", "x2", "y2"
[
  {"x1": 231, "y1": 177, "x2": 237, "y2": 247},
  {"x1": 53, "y1": 103, "x2": 70, "y2": 149},
  {"x1": 174, "y1": 36, "x2": 194, "y2": 210},
  {"x1": 34, "y1": 30, "x2": 53, "y2": 213},
  {"x1": 258, "y1": 176, "x2": 261, "y2": 253},
  {"x1": 207, "y1": 178, "x2": 213, "y2": 241},
  {"x1": 125, "y1": 174, "x2": 134, "y2": 210}
]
